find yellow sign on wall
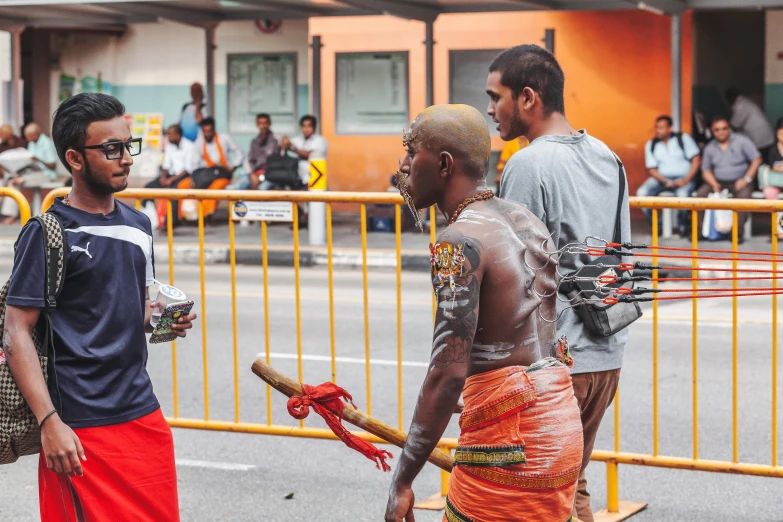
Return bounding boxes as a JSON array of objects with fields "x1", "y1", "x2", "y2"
[{"x1": 309, "y1": 160, "x2": 327, "y2": 190}]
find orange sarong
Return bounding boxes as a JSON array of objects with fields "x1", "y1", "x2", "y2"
[{"x1": 445, "y1": 360, "x2": 583, "y2": 522}]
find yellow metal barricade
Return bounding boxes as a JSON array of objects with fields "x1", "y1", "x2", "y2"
[
  {"x1": 40, "y1": 189, "x2": 783, "y2": 515},
  {"x1": 0, "y1": 187, "x2": 32, "y2": 225},
  {"x1": 42, "y1": 187, "x2": 435, "y2": 448}
]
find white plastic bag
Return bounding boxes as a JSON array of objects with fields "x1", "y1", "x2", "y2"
[
  {"x1": 180, "y1": 199, "x2": 198, "y2": 222},
  {"x1": 713, "y1": 190, "x2": 733, "y2": 234},
  {"x1": 702, "y1": 190, "x2": 732, "y2": 240},
  {"x1": 141, "y1": 201, "x2": 160, "y2": 230}
]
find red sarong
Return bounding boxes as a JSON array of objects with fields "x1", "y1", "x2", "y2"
[
  {"x1": 38, "y1": 408, "x2": 179, "y2": 522},
  {"x1": 445, "y1": 362, "x2": 583, "y2": 522}
]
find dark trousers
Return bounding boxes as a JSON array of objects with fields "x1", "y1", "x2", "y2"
[
  {"x1": 695, "y1": 180, "x2": 753, "y2": 237},
  {"x1": 144, "y1": 177, "x2": 180, "y2": 223},
  {"x1": 571, "y1": 368, "x2": 622, "y2": 522}
]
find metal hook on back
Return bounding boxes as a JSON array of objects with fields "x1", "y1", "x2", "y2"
[{"x1": 523, "y1": 231, "x2": 558, "y2": 272}]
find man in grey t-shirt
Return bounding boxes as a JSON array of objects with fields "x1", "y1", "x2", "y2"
[{"x1": 486, "y1": 45, "x2": 630, "y2": 522}]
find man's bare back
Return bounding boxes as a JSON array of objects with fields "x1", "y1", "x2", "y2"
[{"x1": 431, "y1": 198, "x2": 558, "y2": 376}]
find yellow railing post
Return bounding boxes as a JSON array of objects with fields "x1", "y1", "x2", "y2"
[
  {"x1": 166, "y1": 200, "x2": 178, "y2": 418},
  {"x1": 692, "y1": 209, "x2": 699, "y2": 459},
  {"x1": 292, "y1": 204, "x2": 304, "y2": 428},
  {"x1": 606, "y1": 460, "x2": 620, "y2": 513},
  {"x1": 360, "y1": 204, "x2": 372, "y2": 415},
  {"x1": 773, "y1": 213, "x2": 779, "y2": 467},
  {"x1": 440, "y1": 446, "x2": 451, "y2": 497},
  {"x1": 198, "y1": 201, "x2": 209, "y2": 421},
  {"x1": 261, "y1": 220, "x2": 272, "y2": 426},
  {"x1": 229, "y1": 205, "x2": 240, "y2": 423},
  {"x1": 732, "y1": 212, "x2": 739, "y2": 463},
  {"x1": 327, "y1": 203, "x2": 336, "y2": 384},
  {"x1": 652, "y1": 209, "x2": 659, "y2": 457},
  {"x1": 396, "y1": 204, "x2": 403, "y2": 431}
]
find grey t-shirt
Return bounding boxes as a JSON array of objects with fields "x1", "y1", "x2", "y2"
[{"x1": 499, "y1": 130, "x2": 631, "y2": 374}]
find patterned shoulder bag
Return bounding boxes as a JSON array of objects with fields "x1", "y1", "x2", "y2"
[{"x1": 0, "y1": 212, "x2": 66, "y2": 464}]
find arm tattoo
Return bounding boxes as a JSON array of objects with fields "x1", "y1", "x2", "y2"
[
  {"x1": 2, "y1": 330, "x2": 12, "y2": 357},
  {"x1": 430, "y1": 231, "x2": 482, "y2": 369}
]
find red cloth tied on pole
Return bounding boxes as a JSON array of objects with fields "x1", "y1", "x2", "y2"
[{"x1": 287, "y1": 382, "x2": 393, "y2": 471}]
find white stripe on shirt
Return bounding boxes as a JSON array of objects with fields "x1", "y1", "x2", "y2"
[{"x1": 65, "y1": 225, "x2": 154, "y2": 285}]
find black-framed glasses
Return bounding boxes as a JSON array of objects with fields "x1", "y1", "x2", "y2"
[{"x1": 82, "y1": 138, "x2": 142, "y2": 160}]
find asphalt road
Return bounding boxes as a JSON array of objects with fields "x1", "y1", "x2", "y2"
[{"x1": 1, "y1": 260, "x2": 782, "y2": 521}]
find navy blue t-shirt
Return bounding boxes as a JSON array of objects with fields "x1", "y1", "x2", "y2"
[{"x1": 7, "y1": 198, "x2": 159, "y2": 428}]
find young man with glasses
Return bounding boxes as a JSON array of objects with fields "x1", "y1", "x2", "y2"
[{"x1": 4, "y1": 93, "x2": 197, "y2": 521}]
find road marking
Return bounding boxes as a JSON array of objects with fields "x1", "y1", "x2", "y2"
[
  {"x1": 175, "y1": 459, "x2": 256, "y2": 471},
  {"x1": 263, "y1": 352, "x2": 429, "y2": 368}
]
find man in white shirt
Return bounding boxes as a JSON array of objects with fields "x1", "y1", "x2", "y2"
[
  {"x1": 281, "y1": 115, "x2": 328, "y2": 187},
  {"x1": 727, "y1": 88, "x2": 774, "y2": 159},
  {"x1": 148, "y1": 124, "x2": 196, "y2": 188},
  {"x1": 144, "y1": 124, "x2": 195, "y2": 225},
  {"x1": 180, "y1": 82, "x2": 209, "y2": 142}
]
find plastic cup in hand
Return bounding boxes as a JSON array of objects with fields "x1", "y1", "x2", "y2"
[{"x1": 150, "y1": 282, "x2": 187, "y2": 327}]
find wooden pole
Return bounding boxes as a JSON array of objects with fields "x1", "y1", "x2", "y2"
[{"x1": 251, "y1": 359, "x2": 454, "y2": 473}]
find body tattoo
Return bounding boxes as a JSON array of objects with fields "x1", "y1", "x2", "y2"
[{"x1": 429, "y1": 232, "x2": 482, "y2": 369}]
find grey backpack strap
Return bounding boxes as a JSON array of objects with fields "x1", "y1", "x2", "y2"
[{"x1": 32, "y1": 213, "x2": 67, "y2": 309}]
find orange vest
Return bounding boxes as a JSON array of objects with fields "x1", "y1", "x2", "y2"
[{"x1": 202, "y1": 135, "x2": 229, "y2": 169}]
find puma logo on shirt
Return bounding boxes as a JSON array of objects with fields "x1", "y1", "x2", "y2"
[{"x1": 71, "y1": 242, "x2": 92, "y2": 259}]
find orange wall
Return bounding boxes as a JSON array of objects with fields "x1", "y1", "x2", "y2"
[{"x1": 310, "y1": 10, "x2": 692, "y2": 196}]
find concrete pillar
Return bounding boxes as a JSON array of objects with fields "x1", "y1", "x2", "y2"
[
  {"x1": 308, "y1": 34, "x2": 326, "y2": 247},
  {"x1": 311, "y1": 35, "x2": 322, "y2": 124},
  {"x1": 205, "y1": 25, "x2": 216, "y2": 116},
  {"x1": 10, "y1": 28, "x2": 22, "y2": 129},
  {"x1": 425, "y1": 20, "x2": 434, "y2": 107},
  {"x1": 671, "y1": 14, "x2": 682, "y2": 131},
  {"x1": 544, "y1": 28, "x2": 555, "y2": 54}
]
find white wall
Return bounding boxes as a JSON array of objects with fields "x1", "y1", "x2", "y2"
[
  {"x1": 0, "y1": 31, "x2": 11, "y2": 125},
  {"x1": 766, "y1": 10, "x2": 783, "y2": 84},
  {"x1": 53, "y1": 19, "x2": 310, "y2": 88},
  {"x1": 113, "y1": 21, "x2": 206, "y2": 86},
  {"x1": 215, "y1": 19, "x2": 309, "y2": 84},
  {"x1": 54, "y1": 32, "x2": 118, "y2": 84}
]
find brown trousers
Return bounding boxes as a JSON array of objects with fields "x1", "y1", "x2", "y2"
[{"x1": 570, "y1": 368, "x2": 621, "y2": 522}]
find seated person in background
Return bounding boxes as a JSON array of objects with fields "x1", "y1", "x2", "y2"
[
  {"x1": 242, "y1": 113, "x2": 280, "y2": 190},
  {"x1": 760, "y1": 118, "x2": 783, "y2": 199},
  {"x1": 23, "y1": 122, "x2": 58, "y2": 181},
  {"x1": 192, "y1": 117, "x2": 244, "y2": 174},
  {"x1": 280, "y1": 115, "x2": 328, "y2": 228},
  {"x1": 696, "y1": 116, "x2": 762, "y2": 242},
  {"x1": 757, "y1": 118, "x2": 783, "y2": 238},
  {"x1": 1, "y1": 122, "x2": 59, "y2": 224},
  {"x1": 636, "y1": 115, "x2": 701, "y2": 237},
  {"x1": 0, "y1": 124, "x2": 26, "y2": 177},
  {"x1": 188, "y1": 117, "x2": 244, "y2": 219},
  {"x1": 0, "y1": 124, "x2": 26, "y2": 154},
  {"x1": 281, "y1": 115, "x2": 328, "y2": 189},
  {"x1": 727, "y1": 88, "x2": 775, "y2": 160},
  {"x1": 495, "y1": 135, "x2": 528, "y2": 187},
  {"x1": 143, "y1": 124, "x2": 195, "y2": 225}
]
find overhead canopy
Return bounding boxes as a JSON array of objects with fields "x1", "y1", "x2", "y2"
[{"x1": 0, "y1": 0, "x2": 779, "y2": 31}]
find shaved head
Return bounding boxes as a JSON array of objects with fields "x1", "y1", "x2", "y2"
[
  {"x1": 406, "y1": 104, "x2": 491, "y2": 179},
  {"x1": 0, "y1": 124, "x2": 13, "y2": 141},
  {"x1": 24, "y1": 122, "x2": 41, "y2": 142}
]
